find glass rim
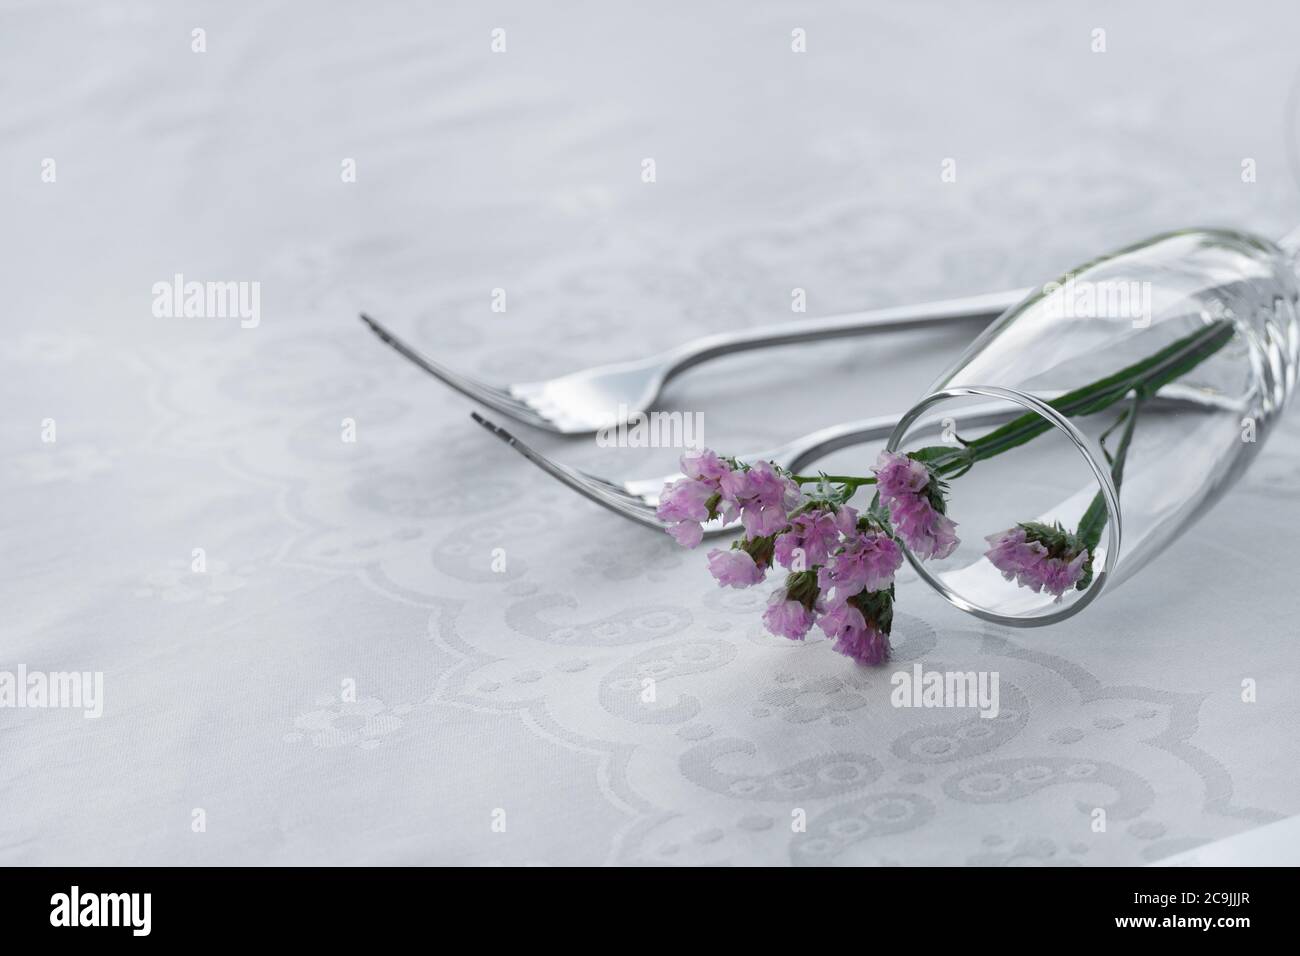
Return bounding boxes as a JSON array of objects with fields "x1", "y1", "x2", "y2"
[{"x1": 884, "y1": 384, "x2": 1122, "y2": 628}]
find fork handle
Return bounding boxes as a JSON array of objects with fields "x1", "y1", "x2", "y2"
[{"x1": 661, "y1": 287, "x2": 1032, "y2": 376}]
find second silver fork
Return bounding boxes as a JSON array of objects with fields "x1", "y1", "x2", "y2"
[
  {"x1": 472, "y1": 385, "x2": 1244, "y2": 537},
  {"x1": 469, "y1": 406, "x2": 1010, "y2": 535}
]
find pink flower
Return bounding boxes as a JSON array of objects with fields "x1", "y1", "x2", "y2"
[
  {"x1": 893, "y1": 504, "x2": 959, "y2": 561},
  {"x1": 773, "y1": 509, "x2": 841, "y2": 570},
  {"x1": 833, "y1": 505, "x2": 859, "y2": 536},
  {"x1": 657, "y1": 476, "x2": 713, "y2": 523},
  {"x1": 983, "y1": 526, "x2": 1042, "y2": 577},
  {"x1": 817, "y1": 600, "x2": 864, "y2": 641},
  {"x1": 829, "y1": 618, "x2": 891, "y2": 665},
  {"x1": 873, "y1": 451, "x2": 959, "y2": 560},
  {"x1": 655, "y1": 476, "x2": 717, "y2": 520},
  {"x1": 681, "y1": 448, "x2": 730, "y2": 483},
  {"x1": 984, "y1": 527, "x2": 1088, "y2": 600},
  {"x1": 817, "y1": 600, "x2": 890, "y2": 665},
  {"x1": 818, "y1": 599, "x2": 863, "y2": 638},
  {"x1": 1042, "y1": 551, "x2": 1088, "y2": 595},
  {"x1": 658, "y1": 451, "x2": 800, "y2": 547},
  {"x1": 667, "y1": 520, "x2": 704, "y2": 549},
  {"x1": 762, "y1": 592, "x2": 816, "y2": 641},
  {"x1": 657, "y1": 448, "x2": 746, "y2": 548},
  {"x1": 656, "y1": 476, "x2": 716, "y2": 549},
  {"x1": 817, "y1": 529, "x2": 903, "y2": 600},
  {"x1": 874, "y1": 451, "x2": 930, "y2": 498},
  {"x1": 707, "y1": 548, "x2": 764, "y2": 588},
  {"x1": 729, "y1": 460, "x2": 801, "y2": 537}
]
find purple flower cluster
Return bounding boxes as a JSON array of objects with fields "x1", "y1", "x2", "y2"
[
  {"x1": 660, "y1": 446, "x2": 1091, "y2": 666},
  {"x1": 656, "y1": 450, "x2": 799, "y2": 549},
  {"x1": 873, "y1": 451, "x2": 960, "y2": 560},
  {"x1": 758, "y1": 507, "x2": 903, "y2": 665},
  {"x1": 707, "y1": 547, "x2": 765, "y2": 588},
  {"x1": 659, "y1": 450, "x2": 911, "y2": 666},
  {"x1": 761, "y1": 589, "x2": 816, "y2": 642},
  {"x1": 818, "y1": 599, "x2": 891, "y2": 666},
  {"x1": 984, "y1": 525, "x2": 1089, "y2": 600}
]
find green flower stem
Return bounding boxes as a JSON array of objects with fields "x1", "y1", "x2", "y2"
[
  {"x1": 1073, "y1": 393, "x2": 1144, "y2": 588},
  {"x1": 938, "y1": 319, "x2": 1233, "y2": 473},
  {"x1": 788, "y1": 319, "x2": 1234, "y2": 496}
]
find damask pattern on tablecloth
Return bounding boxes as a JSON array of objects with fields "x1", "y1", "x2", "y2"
[{"x1": 3, "y1": 0, "x2": 1298, "y2": 866}]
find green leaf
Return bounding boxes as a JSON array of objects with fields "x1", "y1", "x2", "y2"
[
  {"x1": 958, "y1": 320, "x2": 1233, "y2": 470},
  {"x1": 1075, "y1": 394, "x2": 1144, "y2": 589}
]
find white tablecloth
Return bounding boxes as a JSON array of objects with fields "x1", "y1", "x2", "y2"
[{"x1": 3, "y1": 0, "x2": 1299, "y2": 865}]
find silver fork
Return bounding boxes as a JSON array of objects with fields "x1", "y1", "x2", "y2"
[
  {"x1": 469, "y1": 407, "x2": 1009, "y2": 535},
  {"x1": 361, "y1": 287, "x2": 1029, "y2": 434},
  {"x1": 470, "y1": 385, "x2": 1242, "y2": 536}
]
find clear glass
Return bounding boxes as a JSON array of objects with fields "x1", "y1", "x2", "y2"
[{"x1": 886, "y1": 228, "x2": 1300, "y2": 626}]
